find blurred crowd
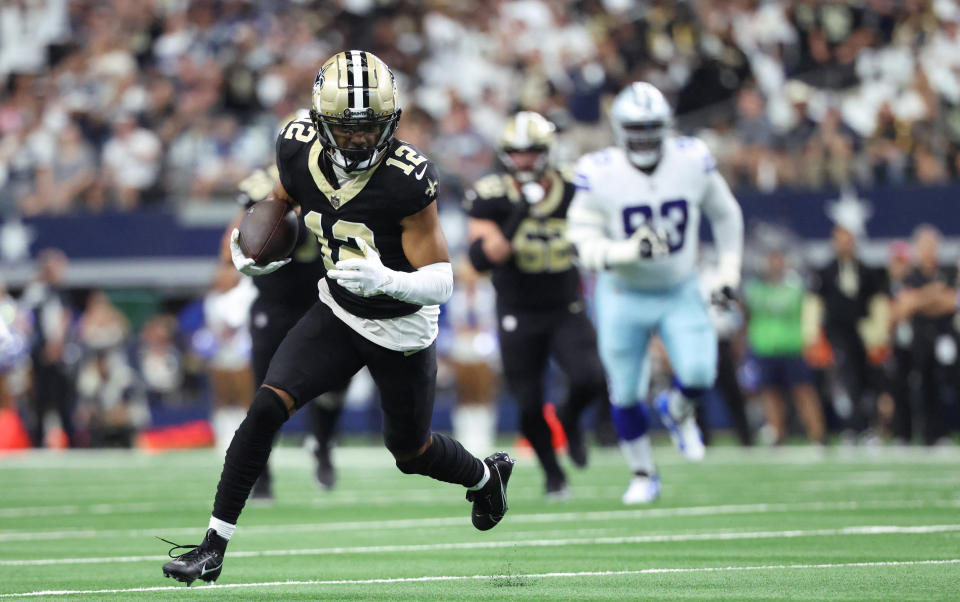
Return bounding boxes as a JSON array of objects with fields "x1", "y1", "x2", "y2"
[
  {"x1": 4, "y1": 0, "x2": 960, "y2": 215},
  {"x1": 1, "y1": 0, "x2": 959, "y2": 449}
]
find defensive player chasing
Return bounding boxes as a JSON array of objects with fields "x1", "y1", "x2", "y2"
[
  {"x1": 567, "y1": 82, "x2": 743, "y2": 504},
  {"x1": 162, "y1": 51, "x2": 515, "y2": 586},
  {"x1": 465, "y1": 111, "x2": 608, "y2": 499}
]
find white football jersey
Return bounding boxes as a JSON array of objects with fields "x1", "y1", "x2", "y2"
[{"x1": 571, "y1": 136, "x2": 740, "y2": 291}]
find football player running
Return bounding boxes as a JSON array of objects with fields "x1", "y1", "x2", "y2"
[
  {"x1": 223, "y1": 164, "x2": 349, "y2": 496},
  {"x1": 162, "y1": 51, "x2": 515, "y2": 586},
  {"x1": 566, "y1": 82, "x2": 743, "y2": 504},
  {"x1": 465, "y1": 111, "x2": 608, "y2": 500}
]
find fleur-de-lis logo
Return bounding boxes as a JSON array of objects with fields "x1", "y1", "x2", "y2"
[{"x1": 425, "y1": 178, "x2": 438, "y2": 198}]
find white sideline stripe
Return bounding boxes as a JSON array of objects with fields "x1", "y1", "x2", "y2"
[
  {"x1": 2, "y1": 498, "x2": 959, "y2": 543},
  {"x1": 2, "y1": 524, "x2": 958, "y2": 567},
  {"x1": 2, "y1": 559, "x2": 958, "y2": 598}
]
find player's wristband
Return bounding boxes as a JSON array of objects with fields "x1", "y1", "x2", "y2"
[{"x1": 468, "y1": 239, "x2": 496, "y2": 272}]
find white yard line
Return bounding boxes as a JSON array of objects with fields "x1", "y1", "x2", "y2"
[
  {"x1": 1, "y1": 558, "x2": 958, "y2": 598},
  {"x1": 3, "y1": 445, "x2": 960, "y2": 471},
  {"x1": 2, "y1": 524, "x2": 958, "y2": 567},
  {"x1": 1, "y1": 498, "x2": 958, "y2": 542}
]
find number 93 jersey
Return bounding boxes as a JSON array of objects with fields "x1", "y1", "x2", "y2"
[
  {"x1": 464, "y1": 168, "x2": 580, "y2": 310},
  {"x1": 572, "y1": 136, "x2": 728, "y2": 291},
  {"x1": 276, "y1": 117, "x2": 440, "y2": 320}
]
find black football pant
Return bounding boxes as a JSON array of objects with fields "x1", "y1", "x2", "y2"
[
  {"x1": 498, "y1": 303, "x2": 607, "y2": 484},
  {"x1": 213, "y1": 300, "x2": 483, "y2": 526},
  {"x1": 249, "y1": 298, "x2": 347, "y2": 490}
]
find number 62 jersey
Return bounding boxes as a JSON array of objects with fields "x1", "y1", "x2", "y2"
[
  {"x1": 276, "y1": 118, "x2": 440, "y2": 321},
  {"x1": 569, "y1": 136, "x2": 743, "y2": 291}
]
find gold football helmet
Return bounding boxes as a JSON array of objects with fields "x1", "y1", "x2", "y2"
[
  {"x1": 497, "y1": 111, "x2": 555, "y2": 183},
  {"x1": 310, "y1": 50, "x2": 401, "y2": 172}
]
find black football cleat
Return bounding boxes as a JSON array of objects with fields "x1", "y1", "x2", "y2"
[
  {"x1": 545, "y1": 474, "x2": 571, "y2": 502},
  {"x1": 250, "y1": 474, "x2": 274, "y2": 503},
  {"x1": 160, "y1": 529, "x2": 226, "y2": 586},
  {"x1": 563, "y1": 419, "x2": 588, "y2": 468},
  {"x1": 315, "y1": 446, "x2": 336, "y2": 491},
  {"x1": 466, "y1": 452, "x2": 515, "y2": 531}
]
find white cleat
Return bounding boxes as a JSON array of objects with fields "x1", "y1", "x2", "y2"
[
  {"x1": 622, "y1": 474, "x2": 661, "y2": 504},
  {"x1": 656, "y1": 393, "x2": 706, "y2": 462}
]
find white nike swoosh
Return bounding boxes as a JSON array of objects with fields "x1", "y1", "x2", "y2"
[
  {"x1": 414, "y1": 164, "x2": 428, "y2": 180},
  {"x1": 200, "y1": 562, "x2": 222, "y2": 577}
]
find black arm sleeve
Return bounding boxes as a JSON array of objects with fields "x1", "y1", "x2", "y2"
[{"x1": 468, "y1": 238, "x2": 496, "y2": 272}]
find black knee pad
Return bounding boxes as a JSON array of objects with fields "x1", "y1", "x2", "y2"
[
  {"x1": 395, "y1": 435, "x2": 439, "y2": 475},
  {"x1": 244, "y1": 387, "x2": 290, "y2": 432}
]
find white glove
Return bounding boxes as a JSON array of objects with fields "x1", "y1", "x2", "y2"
[
  {"x1": 604, "y1": 224, "x2": 669, "y2": 266},
  {"x1": 327, "y1": 238, "x2": 392, "y2": 297},
  {"x1": 230, "y1": 229, "x2": 291, "y2": 276}
]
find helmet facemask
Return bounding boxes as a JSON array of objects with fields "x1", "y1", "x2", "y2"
[
  {"x1": 615, "y1": 120, "x2": 665, "y2": 169},
  {"x1": 498, "y1": 146, "x2": 550, "y2": 184},
  {"x1": 311, "y1": 107, "x2": 400, "y2": 172}
]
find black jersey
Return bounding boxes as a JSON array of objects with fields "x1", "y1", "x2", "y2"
[
  {"x1": 464, "y1": 168, "x2": 580, "y2": 310},
  {"x1": 237, "y1": 166, "x2": 326, "y2": 308},
  {"x1": 276, "y1": 118, "x2": 439, "y2": 320}
]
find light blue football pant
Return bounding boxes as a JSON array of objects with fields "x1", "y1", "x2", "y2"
[{"x1": 594, "y1": 273, "x2": 717, "y2": 408}]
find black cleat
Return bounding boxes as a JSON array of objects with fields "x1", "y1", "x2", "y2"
[
  {"x1": 315, "y1": 447, "x2": 336, "y2": 491},
  {"x1": 545, "y1": 474, "x2": 571, "y2": 502},
  {"x1": 160, "y1": 529, "x2": 226, "y2": 586},
  {"x1": 250, "y1": 474, "x2": 274, "y2": 502},
  {"x1": 563, "y1": 422, "x2": 588, "y2": 468},
  {"x1": 466, "y1": 452, "x2": 515, "y2": 531}
]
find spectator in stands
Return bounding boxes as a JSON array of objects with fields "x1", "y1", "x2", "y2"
[
  {"x1": 18, "y1": 121, "x2": 96, "y2": 215},
  {"x1": 744, "y1": 246, "x2": 825, "y2": 445},
  {"x1": 892, "y1": 225, "x2": 959, "y2": 445},
  {"x1": 20, "y1": 248, "x2": 74, "y2": 447},
  {"x1": 101, "y1": 113, "x2": 162, "y2": 210}
]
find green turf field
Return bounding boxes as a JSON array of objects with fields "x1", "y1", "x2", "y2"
[{"x1": 1, "y1": 442, "x2": 959, "y2": 600}]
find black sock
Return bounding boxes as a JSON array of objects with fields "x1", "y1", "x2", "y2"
[
  {"x1": 520, "y1": 405, "x2": 564, "y2": 481},
  {"x1": 395, "y1": 432, "x2": 484, "y2": 487},
  {"x1": 212, "y1": 388, "x2": 289, "y2": 524}
]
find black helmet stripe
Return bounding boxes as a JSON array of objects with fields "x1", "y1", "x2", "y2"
[
  {"x1": 361, "y1": 51, "x2": 371, "y2": 109},
  {"x1": 349, "y1": 50, "x2": 363, "y2": 110}
]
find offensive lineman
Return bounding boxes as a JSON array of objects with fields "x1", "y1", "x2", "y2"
[
  {"x1": 162, "y1": 51, "x2": 515, "y2": 586},
  {"x1": 465, "y1": 111, "x2": 608, "y2": 499},
  {"x1": 567, "y1": 82, "x2": 743, "y2": 504}
]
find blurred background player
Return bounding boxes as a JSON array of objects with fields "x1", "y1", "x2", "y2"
[
  {"x1": 465, "y1": 111, "x2": 607, "y2": 500},
  {"x1": 743, "y1": 244, "x2": 825, "y2": 446},
  {"x1": 223, "y1": 164, "x2": 349, "y2": 497},
  {"x1": 567, "y1": 82, "x2": 743, "y2": 504}
]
